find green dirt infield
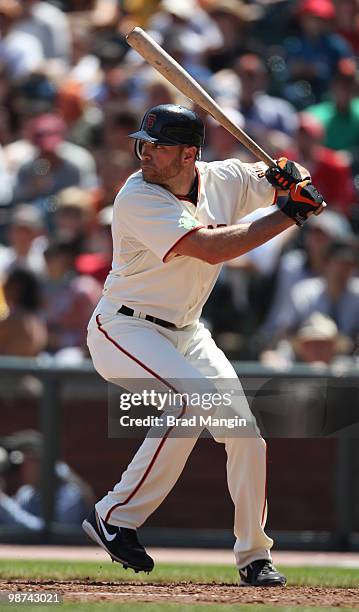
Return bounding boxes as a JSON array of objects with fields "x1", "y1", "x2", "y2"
[
  {"x1": 0, "y1": 560, "x2": 358, "y2": 610},
  {"x1": 0, "y1": 559, "x2": 358, "y2": 587}
]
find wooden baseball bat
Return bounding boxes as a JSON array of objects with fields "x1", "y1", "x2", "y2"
[{"x1": 126, "y1": 27, "x2": 276, "y2": 167}]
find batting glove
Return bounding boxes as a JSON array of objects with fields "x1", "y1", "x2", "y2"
[
  {"x1": 278, "y1": 179, "x2": 326, "y2": 226},
  {"x1": 265, "y1": 157, "x2": 308, "y2": 190}
]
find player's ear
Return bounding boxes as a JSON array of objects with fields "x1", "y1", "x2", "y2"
[{"x1": 183, "y1": 146, "x2": 197, "y2": 164}]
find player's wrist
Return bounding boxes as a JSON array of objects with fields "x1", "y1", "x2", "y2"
[
  {"x1": 278, "y1": 201, "x2": 307, "y2": 226},
  {"x1": 276, "y1": 206, "x2": 298, "y2": 226}
]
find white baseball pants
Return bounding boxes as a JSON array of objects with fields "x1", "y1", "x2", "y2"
[{"x1": 87, "y1": 297, "x2": 273, "y2": 568}]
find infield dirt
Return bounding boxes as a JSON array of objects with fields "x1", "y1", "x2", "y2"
[{"x1": 1, "y1": 580, "x2": 359, "y2": 607}]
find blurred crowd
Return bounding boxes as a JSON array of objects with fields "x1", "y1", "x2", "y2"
[
  {"x1": 0, "y1": 429, "x2": 94, "y2": 528},
  {"x1": 0, "y1": 0, "x2": 359, "y2": 368}
]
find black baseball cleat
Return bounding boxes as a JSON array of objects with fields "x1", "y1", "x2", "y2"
[
  {"x1": 82, "y1": 508, "x2": 154, "y2": 573},
  {"x1": 239, "y1": 559, "x2": 286, "y2": 587}
]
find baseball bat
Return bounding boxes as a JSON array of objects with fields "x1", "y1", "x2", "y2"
[{"x1": 126, "y1": 27, "x2": 276, "y2": 167}]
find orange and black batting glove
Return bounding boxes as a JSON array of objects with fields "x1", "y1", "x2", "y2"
[
  {"x1": 265, "y1": 157, "x2": 304, "y2": 190},
  {"x1": 278, "y1": 179, "x2": 326, "y2": 226}
]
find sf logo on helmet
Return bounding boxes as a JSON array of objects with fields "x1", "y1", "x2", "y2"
[{"x1": 146, "y1": 114, "x2": 156, "y2": 130}]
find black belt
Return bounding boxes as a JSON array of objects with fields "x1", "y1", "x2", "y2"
[{"x1": 117, "y1": 305, "x2": 176, "y2": 329}]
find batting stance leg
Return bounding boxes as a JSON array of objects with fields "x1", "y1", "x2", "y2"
[
  {"x1": 87, "y1": 307, "x2": 272, "y2": 569},
  {"x1": 183, "y1": 323, "x2": 273, "y2": 568}
]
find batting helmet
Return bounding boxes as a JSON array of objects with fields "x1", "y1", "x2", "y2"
[{"x1": 129, "y1": 104, "x2": 205, "y2": 159}]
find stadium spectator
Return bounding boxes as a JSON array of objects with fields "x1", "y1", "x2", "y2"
[
  {"x1": 99, "y1": 106, "x2": 138, "y2": 158},
  {"x1": 90, "y1": 0, "x2": 159, "y2": 32},
  {"x1": 12, "y1": 0, "x2": 72, "y2": 66},
  {"x1": 219, "y1": 206, "x2": 297, "y2": 354},
  {"x1": 91, "y1": 0, "x2": 121, "y2": 30},
  {"x1": 307, "y1": 58, "x2": 359, "y2": 164},
  {"x1": 89, "y1": 38, "x2": 131, "y2": 107},
  {"x1": 11, "y1": 113, "x2": 99, "y2": 219},
  {"x1": 261, "y1": 311, "x2": 353, "y2": 369},
  {"x1": 0, "y1": 0, "x2": 45, "y2": 80},
  {"x1": 0, "y1": 204, "x2": 47, "y2": 281},
  {"x1": 0, "y1": 267, "x2": 47, "y2": 357},
  {"x1": 56, "y1": 80, "x2": 86, "y2": 131},
  {"x1": 127, "y1": 1, "x2": 215, "y2": 101},
  {"x1": 143, "y1": 71, "x2": 188, "y2": 109},
  {"x1": 282, "y1": 112, "x2": 356, "y2": 216},
  {"x1": 93, "y1": 107, "x2": 139, "y2": 202},
  {"x1": 3, "y1": 72, "x2": 58, "y2": 152},
  {"x1": 334, "y1": 0, "x2": 359, "y2": 55},
  {"x1": 106, "y1": 0, "x2": 160, "y2": 28},
  {"x1": 149, "y1": 0, "x2": 223, "y2": 74},
  {"x1": 95, "y1": 204, "x2": 112, "y2": 256},
  {"x1": 233, "y1": 53, "x2": 299, "y2": 153},
  {"x1": 252, "y1": 0, "x2": 297, "y2": 48},
  {"x1": 54, "y1": 186, "x2": 112, "y2": 282},
  {"x1": 4, "y1": 430, "x2": 95, "y2": 525},
  {"x1": 274, "y1": 240, "x2": 359, "y2": 345},
  {"x1": 207, "y1": 67, "x2": 241, "y2": 110},
  {"x1": 42, "y1": 239, "x2": 101, "y2": 355},
  {"x1": 262, "y1": 210, "x2": 355, "y2": 342},
  {"x1": 290, "y1": 312, "x2": 353, "y2": 365},
  {"x1": 206, "y1": 0, "x2": 263, "y2": 73},
  {"x1": 76, "y1": 204, "x2": 112, "y2": 284},
  {"x1": 53, "y1": 187, "x2": 94, "y2": 249},
  {"x1": 67, "y1": 17, "x2": 100, "y2": 90},
  {"x1": 282, "y1": 0, "x2": 352, "y2": 108},
  {"x1": 203, "y1": 108, "x2": 246, "y2": 161},
  {"x1": 0, "y1": 445, "x2": 43, "y2": 530}
]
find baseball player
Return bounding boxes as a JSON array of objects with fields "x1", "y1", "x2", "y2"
[{"x1": 83, "y1": 104, "x2": 325, "y2": 586}]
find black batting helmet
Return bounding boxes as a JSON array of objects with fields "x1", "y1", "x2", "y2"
[{"x1": 129, "y1": 104, "x2": 205, "y2": 159}]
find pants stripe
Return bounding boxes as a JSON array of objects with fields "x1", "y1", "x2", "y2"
[
  {"x1": 95, "y1": 314, "x2": 187, "y2": 523},
  {"x1": 261, "y1": 441, "x2": 267, "y2": 526}
]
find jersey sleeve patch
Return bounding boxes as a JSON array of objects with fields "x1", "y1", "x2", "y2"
[{"x1": 178, "y1": 210, "x2": 202, "y2": 230}]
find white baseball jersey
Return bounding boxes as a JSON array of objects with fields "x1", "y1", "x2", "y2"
[
  {"x1": 102, "y1": 159, "x2": 276, "y2": 328},
  {"x1": 87, "y1": 157, "x2": 275, "y2": 566}
]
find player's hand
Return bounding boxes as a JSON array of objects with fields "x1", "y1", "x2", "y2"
[
  {"x1": 265, "y1": 157, "x2": 308, "y2": 190},
  {"x1": 279, "y1": 179, "x2": 326, "y2": 226}
]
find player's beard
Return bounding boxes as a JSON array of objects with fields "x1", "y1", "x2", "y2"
[{"x1": 141, "y1": 151, "x2": 184, "y2": 186}]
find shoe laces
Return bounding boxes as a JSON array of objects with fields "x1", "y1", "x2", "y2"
[{"x1": 253, "y1": 559, "x2": 274, "y2": 575}]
